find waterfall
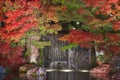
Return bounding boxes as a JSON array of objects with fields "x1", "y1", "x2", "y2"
[
  {"x1": 68, "y1": 49, "x2": 75, "y2": 69},
  {"x1": 28, "y1": 36, "x2": 40, "y2": 64},
  {"x1": 42, "y1": 34, "x2": 92, "y2": 70},
  {"x1": 30, "y1": 45, "x2": 39, "y2": 63}
]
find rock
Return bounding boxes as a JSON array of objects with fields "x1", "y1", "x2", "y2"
[
  {"x1": 19, "y1": 63, "x2": 37, "y2": 73},
  {"x1": 50, "y1": 61, "x2": 67, "y2": 69},
  {"x1": 0, "y1": 66, "x2": 6, "y2": 73},
  {"x1": 90, "y1": 64, "x2": 111, "y2": 74},
  {"x1": 19, "y1": 73, "x2": 26, "y2": 79},
  {"x1": 26, "y1": 67, "x2": 46, "y2": 76},
  {"x1": 112, "y1": 71, "x2": 120, "y2": 80}
]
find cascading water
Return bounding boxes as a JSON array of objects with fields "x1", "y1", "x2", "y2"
[
  {"x1": 68, "y1": 49, "x2": 74, "y2": 69},
  {"x1": 42, "y1": 34, "x2": 92, "y2": 70}
]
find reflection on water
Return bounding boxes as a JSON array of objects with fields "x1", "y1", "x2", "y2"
[
  {"x1": 47, "y1": 72, "x2": 90, "y2": 80},
  {"x1": 26, "y1": 74, "x2": 46, "y2": 80},
  {"x1": 0, "y1": 74, "x2": 6, "y2": 80},
  {"x1": 0, "y1": 71, "x2": 113, "y2": 80},
  {"x1": 90, "y1": 73, "x2": 111, "y2": 80}
]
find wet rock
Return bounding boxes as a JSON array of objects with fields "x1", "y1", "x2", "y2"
[
  {"x1": 50, "y1": 61, "x2": 67, "y2": 69},
  {"x1": 112, "y1": 71, "x2": 120, "y2": 80},
  {"x1": 19, "y1": 63, "x2": 37, "y2": 73},
  {"x1": 90, "y1": 64, "x2": 111, "y2": 74},
  {"x1": 0, "y1": 66, "x2": 6, "y2": 73},
  {"x1": 26, "y1": 67, "x2": 46, "y2": 76}
]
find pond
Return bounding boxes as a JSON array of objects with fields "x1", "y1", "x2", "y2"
[{"x1": 0, "y1": 71, "x2": 112, "y2": 80}]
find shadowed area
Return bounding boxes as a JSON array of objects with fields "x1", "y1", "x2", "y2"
[{"x1": 0, "y1": 71, "x2": 113, "y2": 80}]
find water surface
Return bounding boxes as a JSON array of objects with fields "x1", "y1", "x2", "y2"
[{"x1": 0, "y1": 71, "x2": 112, "y2": 80}]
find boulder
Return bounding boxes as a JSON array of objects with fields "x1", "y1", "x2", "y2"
[
  {"x1": 19, "y1": 63, "x2": 37, "y2": 73},
  {"x1": 49, "y1": 61, "x2": 67, "y2": 69},
  {"x1": 90, "y1": 64, "x2": 111, "y2": 74},
  {"x1": 26, "y1": 67, "x2": 46, "y2": 76}
]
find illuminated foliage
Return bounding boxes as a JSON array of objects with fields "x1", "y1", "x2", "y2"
[
  {"x1": 0, "y1": 0, "x2": 61, "y2": 70},
  {"x1": 1, "y1": 0, "x2": 120, "y2": 70},
  {"x1": 58, "y1": 0, "x2": 120, "y2": 55},
  {"x1": 0, "y1": 0, "x2": 40, "y2": 43}
]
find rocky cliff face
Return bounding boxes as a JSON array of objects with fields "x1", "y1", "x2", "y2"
[{"x1": 42, "y1": 34, "x2": 92, "y2": 69}]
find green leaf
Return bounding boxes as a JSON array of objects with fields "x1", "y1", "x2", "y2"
[
  {"x1": 10, "y1": 42, "x2": 17, "y2": 48},
  {"x1": 32, "y1": 41, "x2": 51, "y2": 49},
  {"x1": 18, "y1": 38, "x2": 26, "y2": 46},
  {"x1": 61, "y1": 43, "x2": 78, "y2": 51}
]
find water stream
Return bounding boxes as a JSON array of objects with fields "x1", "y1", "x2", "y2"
[{"x1": 42, "y1": 34, "x2": 92, "y2": 70}]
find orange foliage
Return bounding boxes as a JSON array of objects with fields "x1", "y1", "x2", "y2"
[
  {"x1": 83, "y1": 0, "x2": 119, "y2": 15},
  {"x1": 0, "y1": 0, "x2": 41, "y2": 70},
  {"x1": 0, "y1": 42, "x2": 25, "y2": 70},
  {"x1": 0, "y1": 0, "x2": 41, "y2": 43},
  {"x1": 40, "y1": 5, "x2": 59, "y2": 22},
  {"x1": 83, "y1": 0, "x2": 120, "y2": 31},
  {"x1": 59, "y1": 0, "x2": 120, "y2": 55},
  {"x1": 59, "y1": 29, "x2": 120, "y2": 54},
  {"x1": 59, "y1": 30, "x2": 104, "y2": 48},
  {"x1": 113, "y1": 21, "x2": 120, "y2": 31}
]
